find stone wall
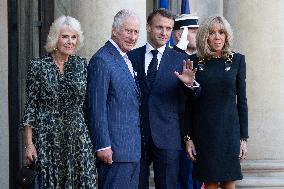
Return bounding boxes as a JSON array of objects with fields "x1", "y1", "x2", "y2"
[
  {"x1": 54, "y1": 0, "x2": 147, "y2": 60},
  {"x1": 0, "y1": 0, "x2": 9, "y2": 188},
  {"x1": 224, "y1": 1, "x2": 284, "y2": 187}
]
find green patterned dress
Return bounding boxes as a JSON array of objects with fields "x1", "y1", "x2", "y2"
[{"x1": 22, "y1": 54, "x2": 96, "y2": 188}]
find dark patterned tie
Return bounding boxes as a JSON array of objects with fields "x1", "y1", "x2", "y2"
[{"x1": 147, "y1": 50, "x2": 158, "y2": 88}]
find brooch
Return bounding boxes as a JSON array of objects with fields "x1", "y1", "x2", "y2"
[
  {"x1": 197, "y1": 58, "x2": 205, "y2": 71},
  {"x1": 224, "y1": 52, "x2": 234, "y2": 71}
]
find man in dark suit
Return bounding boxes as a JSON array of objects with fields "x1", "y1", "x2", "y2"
[
  {"x1": 172, "y1": 14, "x2": 203, "y2": 189},
  {"x1": 87, "y1": 9, "x2": 141, "y2": 189},
  {"x1": 173, "y1": 14, "x2": 199, "y2": 56},
  {"x1": 128, "y1": 8, "x2": 198, "y2": 189}
]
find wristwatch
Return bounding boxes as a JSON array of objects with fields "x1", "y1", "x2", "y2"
[{"x1": 183, "y1": 135, "x2": 191, "y2": 142}]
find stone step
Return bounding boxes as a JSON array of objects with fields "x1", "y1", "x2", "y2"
[
  {"x1": 235, "y1": 160, "x2": 284, "y2": 188},
  {"x1": 241, "y1": 160, "x2": 284, "y2": 177},
  {"x1": 236, "y1": 176, "x2": 284, "y2": 189}
]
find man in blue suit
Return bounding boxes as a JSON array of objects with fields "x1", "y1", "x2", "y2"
[
  {"x1": 87, "y1": 9, "x2": 141, "y2": 189},
  {"x1": 128, "y1": 8, "x2": 198, "y2": 189}
]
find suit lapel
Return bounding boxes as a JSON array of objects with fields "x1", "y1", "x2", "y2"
[
  {"x1": 138, "y1": 46, "x2": 150, "y2": 90},
  {"x1": 153, "y1": 47, "x2": 169, "y2": 87},
  {"x1": 153, "y1": 47, "x2": 175, "y2": 90},
  {"x1": 106, "y1": 41, "x2": 139, "y2": 95},
  {"x1": 138, "y1": 46, "x2": 172, "y2": 91}
]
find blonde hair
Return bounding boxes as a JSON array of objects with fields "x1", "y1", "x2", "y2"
[
  {"x1": 45, "y1": 16, "x2": 84, "y2": 53},
  {"x1": 196, "y1": 15, "x2": 233, "y2": 59}
]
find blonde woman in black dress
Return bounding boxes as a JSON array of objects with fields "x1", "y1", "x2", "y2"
[
  {"x1": 184, "y1": 16, "x2": 248, "y2": 189},
  {"x1": 22, "y1": 16, "x2": 96, "y2": 188}
]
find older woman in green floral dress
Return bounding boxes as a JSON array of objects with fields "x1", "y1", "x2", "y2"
[{"x1": 22, "y1": 16, "x2": 96, "y2": 188}]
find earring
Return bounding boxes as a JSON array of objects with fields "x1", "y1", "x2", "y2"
[{"x1": 53, "y1": 47, "x2": 58, "y2": 51}]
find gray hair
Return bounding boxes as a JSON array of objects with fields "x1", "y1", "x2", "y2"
[
  {"x1": 45, "y1": 16, "x2": 84, "y2": 53},
  {"x1": 112, "y1": 9, "x2": 140, "y2": 31},
  {"x1": 196, "y1": 15, "x2": 233, "y2": 59}
]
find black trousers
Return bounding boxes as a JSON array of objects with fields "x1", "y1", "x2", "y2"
[{"x1": 139, "y1": 137, "x2": 180, "y2": 189}]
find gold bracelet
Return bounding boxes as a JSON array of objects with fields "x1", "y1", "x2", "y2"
[{"x1": 183, "y1": 135, "x2": 191, "y2": 142}]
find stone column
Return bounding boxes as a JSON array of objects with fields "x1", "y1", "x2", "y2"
[
  {"x1": 0, "y1": 0, "x2": 9, "y2": 188},
  {"x1": 224, "y1": 1, "x2": 284, "y2": 188},
  {"x1": 69, "y1": 0, "x2": 147, "y2": 60},
  {"x1": 190, "y1": 0, "x2": 223, "y2": 22}
]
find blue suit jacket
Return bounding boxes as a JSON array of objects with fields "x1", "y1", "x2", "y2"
[
  {"x1": 128, "y1": 45, "x2": 193, "y2": 150},
  {"x1": 87, "y1": 41, "x2": 141, "y2": 162}
]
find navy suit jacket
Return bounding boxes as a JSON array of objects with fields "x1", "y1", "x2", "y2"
[
  {"x1": 128, "y1": 45, "x2": 193, "y2": 150},
  {"x1": 87, "y1": 41, "x2": 141, "y2": 162}
]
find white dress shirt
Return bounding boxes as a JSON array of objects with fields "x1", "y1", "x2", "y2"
[{"x1": 144, "y1": 43, "x2": 166, "y2": 75}]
